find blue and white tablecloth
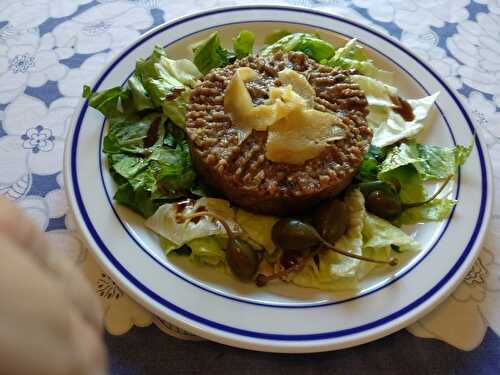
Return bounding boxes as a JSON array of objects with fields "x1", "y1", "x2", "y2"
[{"x1": 1, "y1": 0, "x2": 500, "y2": 364}]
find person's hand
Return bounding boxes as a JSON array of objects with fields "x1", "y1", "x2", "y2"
[{"x1": 0, "y1": 197, "x2": 107, "y2": 375}]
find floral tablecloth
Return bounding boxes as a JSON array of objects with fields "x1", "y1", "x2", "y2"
[{"x1": 1, "y1": 0, "x2": 499, "y2": 353}]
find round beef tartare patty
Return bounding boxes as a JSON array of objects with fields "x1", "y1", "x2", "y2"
[{"x1": 186, "y1": 51, "x2": 372, "y2": 216}]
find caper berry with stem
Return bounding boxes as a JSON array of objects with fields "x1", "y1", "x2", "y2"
[
  {"x1": 271, "y1": 219, "x2": 320, "y2": 252},
  {"x1": 179, "y1": 211, "x2": 259, "y2": 281},
  {"x1": 364, "y1": 175, "x2": 453, "y2": 219},
  {"x1": 226, "y1": 238, "x2": 260, "y2": 281},
  {"x1": 271, "y1": 218, "x2": 398, "y2": 266},
  {"x1": 313, "y1": 199, "x2": 349, "y2": 244}
]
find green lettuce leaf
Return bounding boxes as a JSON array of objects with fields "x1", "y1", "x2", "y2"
[
  {"x1": 260, "y1": 32, "x2": 335, "y2": 62},
  {"x1": 380, "y1": 164, "x2": 426, "y2": 204},
  {"x1": 327, "y1": 189, "x2": 366, "y2": 277},
  {"x1": 264, "y1": 30, "x2": 291, "y2": 45},
  {"x1": 103, "y1": 113, "x2": 163, "y2": 154},
  {"x1": 127, "y1": 73, "x2": 154, "y2": 111},
  {"x1": 233, "y1": 30, "x2": 255, "y2": 59},
  {"x1": 84, "y1": 46, "x2": 203, "y2": 218},
  {"x1": 192, "y1": 32, "x2": 235, "y2": 74},
  {"x1": 162, "y1": 90, "x2": 189, "y2": 128},
  {"x1": 396, "y1": 198, "x2": 456, "y2": 225},
  {"x1": 114, "y1": 180, "x2": 160, "y2": 218},
  {"x1": 355, "y1": 145, "x2": 387, "y2": 182},
  {"x1": 83, "y1": 85, "x2": 133, "y2": 121},
  {"x1": 414, "y1": 144, "x2": 455, "y2": 181},
  {"x1": 327, "y1": 39, "x2": 393, "y2": 83},
  {"x1": 380, "y1": 141, "x2": 472, "y2": 184},
  {"x1": 160, "y1": 235, "x2": 227, "y2": 269},
  {"x1": 363, "y1": 213, "x2": 420, "y2": 252},
  {"x1": 455, "y1": 143, "x2": 474, "y2": 165},
  {"x1": 378, "y1": 142, "x2": 421, "y2": 175},
  {"x1": 187, "y1": 236, "x2": 227, "y2": 267}
]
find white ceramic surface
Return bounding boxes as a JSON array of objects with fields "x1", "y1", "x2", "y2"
[{"x1": 64, "y1": 5, "x2": 492, "y2": 352}]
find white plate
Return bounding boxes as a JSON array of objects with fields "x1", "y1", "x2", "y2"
[{"x1": 64, "y1": 5, "x2": 492, "y2": 353}]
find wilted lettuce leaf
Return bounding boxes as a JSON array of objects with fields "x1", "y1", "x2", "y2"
[
  {"x1": 233, "y1": 30, "x2": 255, "y2": 59},
  {"x1": 351, "y1": 74, "x2": 397, "y2": 107},
  {"x1": 145, "y1": 198, "x2": 240, "y2": 246},
  {"x1": 260, "y1": 32, "x2": 335, "y2": 62},
  {"x1": 192, "y1": 32, "x2": 235, "y2": 74},
  {"x1": 371, "y1": 93, "x2": 440, "y2": 148}
]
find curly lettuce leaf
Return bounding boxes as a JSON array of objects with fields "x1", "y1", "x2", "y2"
[
  {"x1": 192, "y1": 32, "x2": 235, "y2": 74},
  {"x1": 260, "y1": 32, "x2": 335, "y2": 62},
  {"x1": 233, "y1": 30, "x2": 255, "y2": 59}
]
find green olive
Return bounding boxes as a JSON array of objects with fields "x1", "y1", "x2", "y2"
[
  {"x1": 313, "y1": 199, "x2": 349, "y2": 244},
  {"x1": 366, "y1": 190, "x2": 402, "y2": 219},
  {"x1": 271, "y1": 219, "x2": 320, "y2": 252},
  {"x1": 226, "y1": 238, "x2": 259, "y2": 281}
]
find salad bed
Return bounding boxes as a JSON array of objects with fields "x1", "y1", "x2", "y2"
[{"x1": 83, "y1": 30, "x2": 471, "y2": 291}]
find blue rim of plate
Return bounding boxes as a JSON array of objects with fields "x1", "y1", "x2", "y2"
[
  {"x1": 97, "y1": 20, "x2": 460, "y2": 308},
  {"x1": 69, "y1": 6, "x2": 489, "y2": 341}
]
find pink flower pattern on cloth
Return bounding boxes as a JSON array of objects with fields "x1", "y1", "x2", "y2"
[{"x1": 1, "y1": 0, "x2": 499, "y2": 351}]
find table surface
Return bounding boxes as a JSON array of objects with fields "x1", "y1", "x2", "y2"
[
  {"x1": 105, "y1": 327, "x2": 500, "y2": 375},
  {"x1": 1, "y1": 0, "x2": 500, "y2": 374}
]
